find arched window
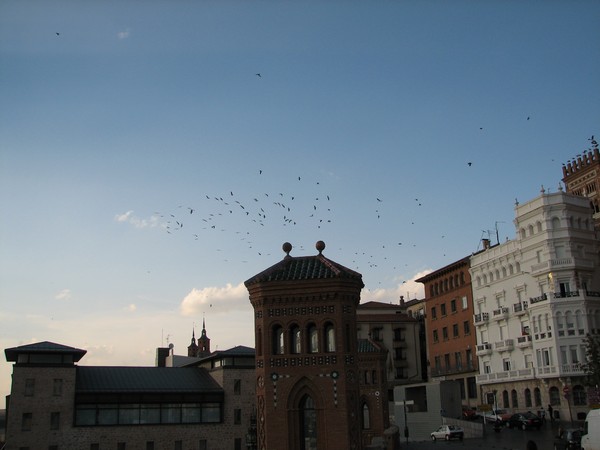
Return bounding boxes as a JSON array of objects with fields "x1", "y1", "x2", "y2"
[
  {"x1": 516, "y1": 262, "x2": 521, "y2": 273},
  {"x1": 502, "y1": 390, "x2": 509, "y2": 408},
  {"x1": 290, "y1": 325, "x2": 301, "y2": 354},
  {"x1": 325, "y1": 323, "x2": 335, "y2": 352},
  {"x1": 300, "y1": 395, "x2": 317, "y2": 450},
  {"x1": 528, "y1": 224, "x2": 534, "y2": 236},
  {"x1": 549, "y1": 386, "x2": 561, "y2": 406},
  {"x1": 537, "y1": 221, "x2": 542, "y2": 232},
  {"x1": 573, "y1": 385, "x2": 587, "y2": 406},
  {"x1": 511, "y1": 389, "x2": 518, "y2": 408},
  {"x1": 308, "y1": 324, "x2": 318, "y2": 353},
  {"x1": 525, "y1": 388, "x2": 532, "y2": 408},
  {"x1": 372, "y1": 370, "x2": 377, "y2": 384},
  {"x1": 273, "y1": 325, "x2": 284, "y2": 355},
  {"x1": 502, "y1": 267, "x2": 507, "y2": 277},
  {"x1": 520, "y1": 228, "x2": 526, "y2": 239},
  {"x1": 362, "y1": 403, "x2": 370, "y2": 430},
  {"x1": 552, "y1": 217, "x2": 561, "y2": 229},
  {"x1": 575, "y1": 310, "x2": 583, "y2": 334},
  {"x1": 534, "y1": 387, "x2": 542, "y2": 407}
]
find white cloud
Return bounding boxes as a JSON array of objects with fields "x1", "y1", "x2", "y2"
[
  {"x1": 55, "y1": 288, "x2": 71, "y2": 301},
  {"x1": 117, "y1": 29, "x2": 130, "y2": 40},
  {"x1": 361, "y1": 270, "x2": 430, "y2": 303},
  {"x1": 127, "y1": 304, "x2": 137, "y2": 312},
  {"x1": 180, "y1": 283, "x2": 248, "y2": 316},
  {"x1": 114, "y1": 211, "x2": 163, "y2": 229}
]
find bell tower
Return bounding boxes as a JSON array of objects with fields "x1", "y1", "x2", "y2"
[{"x1": 245, "y1": 241, "x2": 364, "y2": 450}]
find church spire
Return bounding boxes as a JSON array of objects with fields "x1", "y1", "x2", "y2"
[
  {"x1": 197, "y1": 316, "x2": 211, "y2": 357},
  {"x1": 187, "y1": 325, "x2": 198, "y2": 357}
]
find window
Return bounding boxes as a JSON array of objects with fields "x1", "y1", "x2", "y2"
[
  {"x1": 393, "y1": 328, "x2": 404, "y2": 341},
  {"x1": 362, "y1": 403, "x2": 370, "y2": 429},
  {"x1": 234, "y1": 379, "x2": 241, "y2": 395},
  {"x1": 199, "y1": 440, "x2": 207, "y2": 450},
  {"x1": 273, "y1": 325, "x2": 284, "y2": 355},
  {"x1": 234, "y1": 408, "x2": 241, "y2": 425},
  {"x1": 462, "y1": 296, "x2": 468, "y2": 310},
  {"x1": 503, "y1": 358, "x2": 511, "y2": 371},
  {"x1": 25, "y1": 378, "x2": 35, "y2": 397},
  {"x1": 234, "y1": 438, "x2": 242, "y2": 450},
  {"x1": 452, "y1": 324, "x2": 459, "y2": 338},
  {"x1": 117, "y1": 443, "x2": 126, "y2": 450},
  {"x1": 174, "y1": 442, "x2": 182, "y2": 450},
  {"x1": 50, "y1": 412, "x2": 60, "y2": 430},
  {"x1": 451, "y1": 299, "x2": 457, "y2": 313},
  {"x1": 463, "y1": 320, "x2": 470, "y2": 335},
  {"x1": 511, "y1": 389, "x2": 518, "y2": 408},
  {"x1": 441, "y1": 303, "x2": 447, "y2": 316},
  {"x1": 325, "y1": 323, "x2": 335, "y2": 352},
  {"x1": 291, "y1": 325, "x2": 301, "y2": 354},
  {"x1": 573, "y1": 385, "x2": 587, "y2": 406},
  {"x1": 455, "y1": 352, "x2": 462, "y2": 369},
  {"x1": 434, "y1": 356, "x2": 441, "y2": 371},
  {"x1": 91, "y1": 445, "x2": 99, "y2": 450},
  {"x1": 534, "y1": 387, "x2": 542, "y2": 407},
  {"x1": 432, "y1": 330, "x2": 439, "y2": 343},
  {"x1": 442, "y1": 327, "x2": 448, "y2": 340},
  {"x1": 502, "y1": 390, "x2": 509, "y2": 408},
  {"x1": 431, "y1": 307, "x2": 437, "y2": 319},
  {"x1": 444, "y1": 353, "x2": 450, "y2": 369},
  {"x1": 549, "y1": 386, "x2": 561, "y2": 406},
  {"x1": 22, "y1": 413, "x2": 32, "y2": 431},
  {"x1": 524, "y1": 389, "x2": 532, "y2": 407},
  {"x1": 308, "y1": 324, "x2": 318, "y2": 353},
  {"x1": 53, "y1": 379, "x2": 63, "y2": 396},
  {"x1": 146, "y1": 442, "x2": 154, "y2": 450}
]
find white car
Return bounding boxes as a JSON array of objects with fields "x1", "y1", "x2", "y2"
[
  {"x1": 430, "y1": 424, "x2": 464, "y2": 441},
  {"x1": 483, "y1": 408, "x2": 510, "y2": 423}
]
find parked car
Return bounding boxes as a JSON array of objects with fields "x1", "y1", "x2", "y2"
[
  {"x1": 553, "y1": 428, "x2": 582, "y2": 450},
  {"x1": 581, "y1": 409, "x2": 600, "y2": 450},
  {"x1": 483, "y1": 408, "x2": 511, "y2": 423},
  {"x1": 506, "y1": 412, "x2": 542, "y2": 430},
  {"x1": 462, "y1": 406, "x2": 479, "y2": 421},
  {"x1": 430, "y1": 424, "x2": 464, "y2": 441}
]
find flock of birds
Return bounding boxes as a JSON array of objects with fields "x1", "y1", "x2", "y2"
[{"x1": 148, "y1": 168, "x2": 442, "y2": 288}]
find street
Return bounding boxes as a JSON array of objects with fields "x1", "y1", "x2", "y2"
[{"x1": 400, "y1": 420, "x2": 579, "y2": 450}]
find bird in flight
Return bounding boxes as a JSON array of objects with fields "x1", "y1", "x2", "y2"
[
  {"x1": 56, "y1": 32, "x2": 60, "y2": 36},
  {"x1": 467, "y1": 162, "x2": 472, "y2": 166},
  {"x1": 256, "y1": 73, "x2": 261, "y2": 78}
]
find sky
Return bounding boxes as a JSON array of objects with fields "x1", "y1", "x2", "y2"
[{"x1": 1, "y1": 0, "x2": 599, "y2": 400}]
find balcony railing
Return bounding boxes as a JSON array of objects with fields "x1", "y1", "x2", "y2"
[
  {"x1": 476, "y1": 367, "x2": 534, "y2": 385},
  {"x1": 492, "y1": 307, "x2": 509, "y2": 321},
  {"x1": 530, "y1": 293, "x2": 548, "y2": 304},
  {"x1": 476, "y1": 343, "x2": 492, "y2": 356},
  {"x1": 494, "y1": 339, "x2": 514, "y2": 352},
  {"x1": 430, "y1": 362, "x2": 476, "y2": 377},
  {"x1": 474, "y1": 312, "x2": 489, "y2": 326},
  {"x1": 513, "y1": 302, "x2": 528, "y2": 315},
  {"x1": 516, "y1": 335, "x2": 532, "y2": 348}
]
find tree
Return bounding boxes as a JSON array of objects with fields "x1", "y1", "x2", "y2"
[{"x1": 582, "y1": 333, "x2": 600, "y2": 387}]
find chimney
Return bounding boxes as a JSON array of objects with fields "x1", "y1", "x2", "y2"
[{"x1": 482, "y1": 238, "x2": 490, "y2": 250}]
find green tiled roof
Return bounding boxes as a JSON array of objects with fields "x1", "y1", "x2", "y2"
[
  {"x1": 245, "y1": 254, "x2": 363, "y2": 286},
  {"x1": 357, "y1": 339, "x2": 382, "y2": 353},
  {"x1": 76, "y1": 366, "x2": 223, "y2": 393}
]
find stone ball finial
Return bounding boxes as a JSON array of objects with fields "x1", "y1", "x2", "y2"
[
  {"x1": 316, "y1": 240, "x2": 325, "y2": 254},
  {"x1": 282, "y1": 242, "x2": 292, "y2": 256}
]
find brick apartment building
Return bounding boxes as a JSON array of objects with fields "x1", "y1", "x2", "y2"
[{"x1": 416, "y1": 256, "x2": 480, "y2": 408}]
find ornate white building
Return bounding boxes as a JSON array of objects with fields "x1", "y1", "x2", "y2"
[{"x1": 469, "y1": 187, "x2": 600, "y2": 422}]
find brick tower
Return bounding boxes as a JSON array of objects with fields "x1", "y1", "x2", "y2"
[{"x1": 245, "y1": 241, "x2": 365, "y2": 450}]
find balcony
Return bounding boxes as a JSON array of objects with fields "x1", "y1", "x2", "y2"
[
  {"x1": 559, "y1": 362, "x2": 585, "y2": 376},
  {"x1": 477, "y1": 367, "x2": 534, "y2": 385},
  {"x1": 474, "y1": 312, "x2": 489, "y2": 326},
  {"x1": 476, "y1": 343, "x2": 492, "y2": 356},
  {"x1": 530, "y1": 293, "x2": 548, "y2": 305},
  {"x1": 494, "y1": 339, "x2": 514, "y2": 352},
  {"x1": 492, "y1": 307, "x2": 509, "y2": 321},
  {"x1": 513, "y1": 302, "x2": 528, "y2": 316},
  {"x1": 516, "y1": 335, "x2": 532, "y2": 349}
]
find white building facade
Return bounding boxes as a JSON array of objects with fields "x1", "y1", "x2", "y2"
[{"x1": 470, "y1": 188, "x2": 600, "y2": 422}]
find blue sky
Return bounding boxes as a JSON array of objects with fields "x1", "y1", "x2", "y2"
[{"x1": 1, "y1": 0, "x2": 599, "y2": 399}]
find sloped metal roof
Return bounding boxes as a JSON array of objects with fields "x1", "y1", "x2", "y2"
[
  {"x1": 357, "y1": 339, "x2": 384, "y2": 353},
  {"x1": 5, "y1": 341, "x2": 87, "y2": 362},
  {"x1": 76, "y1": 366, "x2": 223, "y2": 393},
  {"x1": 245, "y1": 254, "x2": 363, "y2": 286}
]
